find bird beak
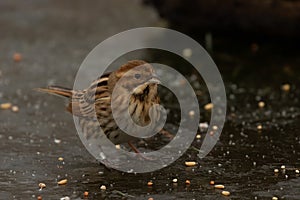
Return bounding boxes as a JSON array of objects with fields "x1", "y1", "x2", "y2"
[{"x1": 147, "y1": 73, "x2": 161, "y2": 84}]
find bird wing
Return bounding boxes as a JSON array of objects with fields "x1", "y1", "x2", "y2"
[{"x1": 68, "y1": 72, "x2": 112, "y2": 118}]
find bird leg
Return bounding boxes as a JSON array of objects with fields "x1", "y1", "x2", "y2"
[
  {"x1": 128, "y1": 141, "x2": 141, "y2": 154},
  {"x1": 127, "y1": 141, "x2": 154, "y2": 160},
  {"x1": 159, "y1": 129, "x2": 174, "y2": 140}
]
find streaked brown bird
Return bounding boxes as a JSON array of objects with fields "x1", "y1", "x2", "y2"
[{"x1": 37, "y1": 60, "x2": 169, "y2": 153}]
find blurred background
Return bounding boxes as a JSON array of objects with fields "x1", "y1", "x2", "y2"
[
  {"x1": 0, "y1": 0, "x2": 299, "y2": 199},
  {"x1": 145, "y1": 0, "x2": 300, "y2": 85}
]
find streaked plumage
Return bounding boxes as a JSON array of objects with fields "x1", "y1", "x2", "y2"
[{"x1": 37, "y1": 60, "x2": 163, "y2": 147}]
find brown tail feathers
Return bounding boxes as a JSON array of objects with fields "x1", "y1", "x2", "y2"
[
  {"x1": 35, "y1": 86, "x2": 73, "y2": 98},
  {"x1": 35, "y1": 86, "x2": 85, "y2": 116}
]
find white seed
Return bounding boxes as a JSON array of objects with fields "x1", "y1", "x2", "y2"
[
  {"x1": 295, "y1": 169, "x2": 299, "y2": 174},
  {"x1": 57, "y1": 179, "x2": 67, "y2": 185},
  {"x1": 214, "y1": 184, "x2": 225, "y2": 189},
  {"x1": 274, "y1": 169, "x2": 279, "y2": 173},
  {"x1": 258, "y1": 101, "x2": 265, "y2": 108},
  {"x1": 221, "y1": 191, "x2": 230, "y2": 196},
  {"x1": 199, "y1": 122, "x2": 209, "y2": 130},
  {"x1": 196, "y1": 134, "x2": 201, "y2": 139},
  {"x1": 147, "y1": 181, "x2": 153, "y2": 186},
  {"x1": 189, "y1": 110, "x2": 195, "y2": 117},
  {"x1": 257, "y1": 125, "x2": 262, "y2": 130},
  {"x1": 185, "y1": 161, "x2": 197, "y2": 167},
  {"x1": 172, "y1": 178, "x2": 178, "y2": 183},
  {"x1": 11, "y1": 106, "x2": 19, "y2": 112},
  {"x1": 212, "y1": 125, "x2": 218, "y2": 130},
  {"x1": 281, "y1": 165, "x2": 286, "y2": 169},
  {"x1": 54, "y1": 139, "x2": 61, "y2": 144},
  {"x1": 272, "y1": 197, "x2": 278, "y2": 200},
  {"x1": 60, "y1": 197, "x2": 70, "y2": 200},
  {"x1": 38, "y1": 183, "x2": 46, "y2": 189},
  {"x1": 182, "y1": 48, "x2": 192, "y2": 58},
  {"x1": 100, "y1": 185, "x2": 106, "y2": 190},
  {"x1": 115, "y1": 145, "x2": 121, "y2": 150}
]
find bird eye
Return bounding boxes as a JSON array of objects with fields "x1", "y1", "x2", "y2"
[{"x1": 134, "y1": 73, "x2": 141, "y2": 79}]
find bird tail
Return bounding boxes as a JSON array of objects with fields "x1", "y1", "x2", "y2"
[
  {"x1": 36, "y1": 85, "x2": 96, "y2": 117},
  {"x1": 35, "y1": 86, "x2": 73, "y2": 98}
]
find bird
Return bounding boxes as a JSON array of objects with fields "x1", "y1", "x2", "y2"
[{"x1": 37, "y1": 60, "x2": 171, "y2": 154}]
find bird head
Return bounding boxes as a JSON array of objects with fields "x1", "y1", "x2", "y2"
[{"x1": 109, "y1": 60, "x2": 160, "y2": 98}]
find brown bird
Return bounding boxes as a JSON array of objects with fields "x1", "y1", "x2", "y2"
[{"x1": 37, "y1": 60, "x2": 170, "y2": 153}]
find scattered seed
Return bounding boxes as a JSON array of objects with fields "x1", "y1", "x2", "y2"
[
  {"x1": 13, "y1": 53, "x2": 22, "y2": 62},
  {"x1": 172, "y1": 178, "x2": 178, "y2": 183},
  {"x1": 182, "y1": 48, "x2": 192, "y2": 58},
  {"x1": 257, "y1": 125, "x2": 262, "y2": 130},
  {"x1": 84, "y1": 191, "x2": 89, "y2": 197},
  {"x1": 258, "y1": 101, "x2": 265, "y2": 108},
  {"x1": 98, "y1": 171, "x2": 104, "y2": 175},
  {"x1": 60, "y1": 197, "x2": 70, "y2": 200},
  {"x1": 214, "y1": 184, "x2": 225, "y2": 189},
  {"x1": 212, "y1": 125, "x2": 218, "y2": 131},
  {"x1": 11, "y1": 105, "x2": 19, "y2": 112},
  {"x1": 57, "y1": 179, "x2": 67, "y2": 185},
  {"x1": 189, "y1": 110, "x2": 195, "y2": 117},
  {"x1": 0, "y1": 103, "x2": 12, "y2": 110},
  {"x1": 148, "y1": 198, "x2": 154, "y2": 200},
  {"x1": 272, "y1": 197, "x2": 278, "y2": 200},
  {"x1": 38, "y1": 183, "x2": 46, "y2": 189},
  {"x1": 281, "y1": 84, "x2": 290, "y2": 92},
  {"x1": 115, "y1": 144, "x2": 121, "y2": 150},
  {"x1": 209, "y1": 180, "x2": 215, "y2": 185},
  {"x1": 204, "y1": 103, "x2": 213, "y2": 110},
  {"x1": 37, "y1": 196, "x2": 42, "y2": 200},
  {"x1": 147, "y1": 181, "x2": 153, "y2": 186},
  {"x1": 185, "y1": 161, "x2": 197, "y2": 167},
  {"x1": 100, "y1": 185, "x2": 106, "y2": 190},
  {"x1": 296, "y1": 169, "x2": 299, "y2": 174},
  {"x1": 58, "y1": 157, "x2": 64, "y2": 161},
  {"x1": 199, "y1": 122, "x2": 209, "y2": 131},
  {"x1": 274, "y1": 169, "x2": 279, "y2": 173},
  {"x1": 221, "y1": 191, "x2": 230, "y2": 196},
  {"x1": 196, "y1": 134, "x2": 201, "y2": 139},
  {"x1": 54, "y1": 138, "x2": 61, "y2": 144},
  {"x1": 185, "y1": 180, "x2": 191, "y2": 185},
  {"x1": 281, "y1": 165, "x2": 286, "y2": 169}
]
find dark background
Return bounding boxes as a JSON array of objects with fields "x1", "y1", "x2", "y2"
[{"x1": 0, "y1": 0, "x2": 299, "y2": 199}]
